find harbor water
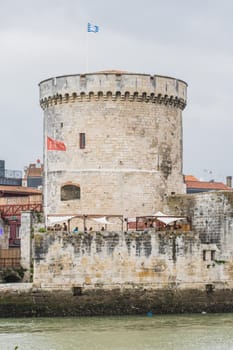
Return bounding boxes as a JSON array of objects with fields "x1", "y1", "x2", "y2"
[{"x1": 1, "y1": 314, "x2": 233, "y2": 350}]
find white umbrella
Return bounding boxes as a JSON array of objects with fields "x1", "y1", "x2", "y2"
[
  {"x1": 154, "y1": 211, "x2": 185, "y2": 225},
  {"x1": 92, "y1": 217, "x2": 114, "y2": 225},
  {"x1": 47, "y1": 216, "x2": 74, "y2": 225}
]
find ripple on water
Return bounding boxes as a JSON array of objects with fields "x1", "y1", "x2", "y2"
[{"x1": 0, "y1": 314, "x2": 233, "y2": 350}]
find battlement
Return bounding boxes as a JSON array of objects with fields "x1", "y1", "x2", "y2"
[{"x1": 39, "y1": 72, "x2": 187, "y2": 110}]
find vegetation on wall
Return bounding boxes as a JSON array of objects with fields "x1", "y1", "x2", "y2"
[{"x1": 0, "y1": 265, "x2": 27, "y2": 283}]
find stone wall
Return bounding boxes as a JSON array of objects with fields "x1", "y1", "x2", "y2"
[
  {"x1": 39, "y1": 72, "x2": 187, "y2": 218},
  {"x1": 0, "y1": 191, "x2": 232, "y2": 316},
  {"x1": 2, "y1": 287, "x2": 233, "y2": 317},
  {"x1": 20, "y1": 211, "x2": 32, "y2": 281},
  {"x1": 33, "y1": 191, "x2": 233, "y2": 292},
  {"x1": 0, "y1": 218, "x2": 9, "y2": 249},
  {"x1": 165, "y1": 191, "x2": 233, "y2": 247},
  {"x1": 32, "y1": 229, "x2": 225, "y2": 291}
]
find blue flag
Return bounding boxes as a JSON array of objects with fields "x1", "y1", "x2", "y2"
[{"x1": 87, "y1": 23, "x2": 99, "y2": 33}]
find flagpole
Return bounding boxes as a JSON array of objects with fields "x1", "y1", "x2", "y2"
[
  {"x1": 86, "y1": 23, "x2": 99, "y2": 72},
  {"x1": 86, "y1": 28, "x2": 89, "y2": 73}
]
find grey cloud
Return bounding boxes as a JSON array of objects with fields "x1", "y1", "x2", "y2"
[{"x1": 0, "y1": 0, "x2": 233, "y2": 181}]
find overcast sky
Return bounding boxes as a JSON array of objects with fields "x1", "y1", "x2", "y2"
[{"x1": 1, "y1": 0, "x2": 233, "y2": 181}]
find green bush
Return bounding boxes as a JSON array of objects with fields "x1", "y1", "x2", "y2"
[{"x1": 38, "y1": 227, "x2": 46, "y2": 233}]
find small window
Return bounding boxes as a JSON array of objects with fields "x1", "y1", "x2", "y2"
[
  {"x1": 61, "y1": 122, "x2": 63, "y2": 128},
  {"x1": 79, "y1": 133, "x2": 85, "y2": 149},
  {"x1": 203, "y1": 250, "x2": 207, "y2": 261},
  {"x1": 61, "y1": 184, "x2": 80, "y2": 201},
  {"x1": 211, "y1": 250, "x2": 216, "y2": 261}
]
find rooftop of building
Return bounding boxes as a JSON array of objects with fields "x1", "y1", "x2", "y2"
[
  {"x1": 0, "y1": 186, "x2": 42, "y2": 196},
  {"x1": 184, "y1": 175, "x2": 232, "y2": 190},
  {"x1": 185, "y1": 175, "x2": 199, "y2": 182},
  {"x1": 24, "y1": 160, "x2": 43, "y2": 178}
]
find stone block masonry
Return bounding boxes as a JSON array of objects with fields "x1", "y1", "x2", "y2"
[
  {"x1": 39, "y1": 71, "x2": 187, "y2": 219},
  {"x1": 20, "y1": 211, "x2": 32, "y2": 282},
  {"x1": 33, "y1": 191, "x2": 233, "y2": 292},
  {"x1": 1, "y1": 191, "x2": 233, "y2": 316},
  {"x1": 165, "y1": 191, "x2": 233, "y2": 248},
  {"x1": 2, "y1": 288, "x2": 233, "y2": 317},
  {"x1": 32, "y1": 228, "x2": 233, "y2": 292}
]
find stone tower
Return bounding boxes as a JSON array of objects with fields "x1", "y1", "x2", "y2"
[{"x1": 39, "y1": 71, "x2": 187, "y2": 218}]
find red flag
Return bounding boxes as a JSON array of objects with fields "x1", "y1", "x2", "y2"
[{"x1": 47, "y1": 136, "x2": 66, "y2": 151}]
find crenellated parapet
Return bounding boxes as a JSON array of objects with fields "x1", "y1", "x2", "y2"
[
  {"x1": 40, "y1": 91, "x2": 186, "y2": 110},
  {"x1": 39, "y1": 71, "x2": 187, "y2": 110}
]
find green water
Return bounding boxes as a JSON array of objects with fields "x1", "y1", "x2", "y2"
[{"x1": 1, "y1": 314, "x2": 233, "y2": 350}]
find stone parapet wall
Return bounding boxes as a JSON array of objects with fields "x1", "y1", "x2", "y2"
[
  {"x1": 39, "y1": 72, "x2": 187, "y2": 109},
  {"x1": 165, "y1": 191, "x2": 233, "y2": 248},
  {"x1": 33, "y1": 228, "x2": 232, "y2": 290},
  {"x1": 33, "y1": 191, "x2": 233, "y2": 292}
]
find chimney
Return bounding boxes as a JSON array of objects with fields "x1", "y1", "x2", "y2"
[{"x1": 226, "y1": 176, "x2": 232, "y2": 188}]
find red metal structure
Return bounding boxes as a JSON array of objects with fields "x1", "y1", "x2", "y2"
[
  {"x1": 0, "y1": 184, "x2": 42, "y2": 268},
  {"x1": 0, "y1": 203, "x2": 42, "y2": 218},
  {"x1": 8, "y1": 219, "x2": 21, "y2": 247},
  {"x1": 0, "y1": 203, "x2": 42, "y2": 248}
]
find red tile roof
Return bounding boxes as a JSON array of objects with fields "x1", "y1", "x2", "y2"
[
  {"x1": 186, "y1": 180, "x2": 231, "y2": 190},
  {"x1": 185, "y1": 174, "x2": 232, "y2": 191},
  {"x1": 25, "y1": 163, "x2": 43, "y2": 177},
  {"x1": 184, "y1": 175, "x2": 199, "y2": 182},
  {"x1": 0, "y1": 186, "x2": 41, "y2": 195}
]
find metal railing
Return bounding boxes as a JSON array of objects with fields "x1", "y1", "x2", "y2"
[{"x1": 0, "y1": 203, "x2": 42, "y2": 218}]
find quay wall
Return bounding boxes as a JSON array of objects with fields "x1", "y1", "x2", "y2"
[
  {"x1": 1, "y1": 284, "x2": 233, "y2": 317},
  {"x1": 1, "y1": 191, "x2": 233, "y2": 317}
]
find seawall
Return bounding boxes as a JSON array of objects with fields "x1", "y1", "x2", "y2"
[
  {"x1": 1, "y1": 285, "x2": 233, "y2": 317},
  {"x1": 1, "y1": 191, "x2": 233, "y2": 317}
]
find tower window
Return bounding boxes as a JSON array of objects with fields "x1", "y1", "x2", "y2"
[
  {"x1": 211, "y1": 250, "x2": 216, "y2": 261},
  {"x1": 203, "y1": 250, "x2": 207, "y2": 261},
  {"x1": 80, "y1": 133, "x2": 86, "y2": 149},
  {"x1": 61, "y1": 184, "x2": 80, "y2": 201}
]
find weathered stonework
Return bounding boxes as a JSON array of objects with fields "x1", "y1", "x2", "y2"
[
  {"x1": 20, "y1": 211, "x2": 32, "y2": 282},
  {"x1": 32, "y1": 191, "x2": 233, "y2": 293},
  {"x1": 13, "y1": 70, "x2": 229, "y2": 316},
  {"x1": 31, "y1": 192, "x2": 233, "y2": 290},
  {"x1": 2, "y1": 287, "x2": 233, "y2": 317},
  {"x1": 165, "y1": 191, "x2": 233, "y2": 247},
  {"x1": 0, "y1": 191, "x2": 233, "y2": 316},
  {"x1": 39, "y1": 72, "x2": 187, "y2": 218}
]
